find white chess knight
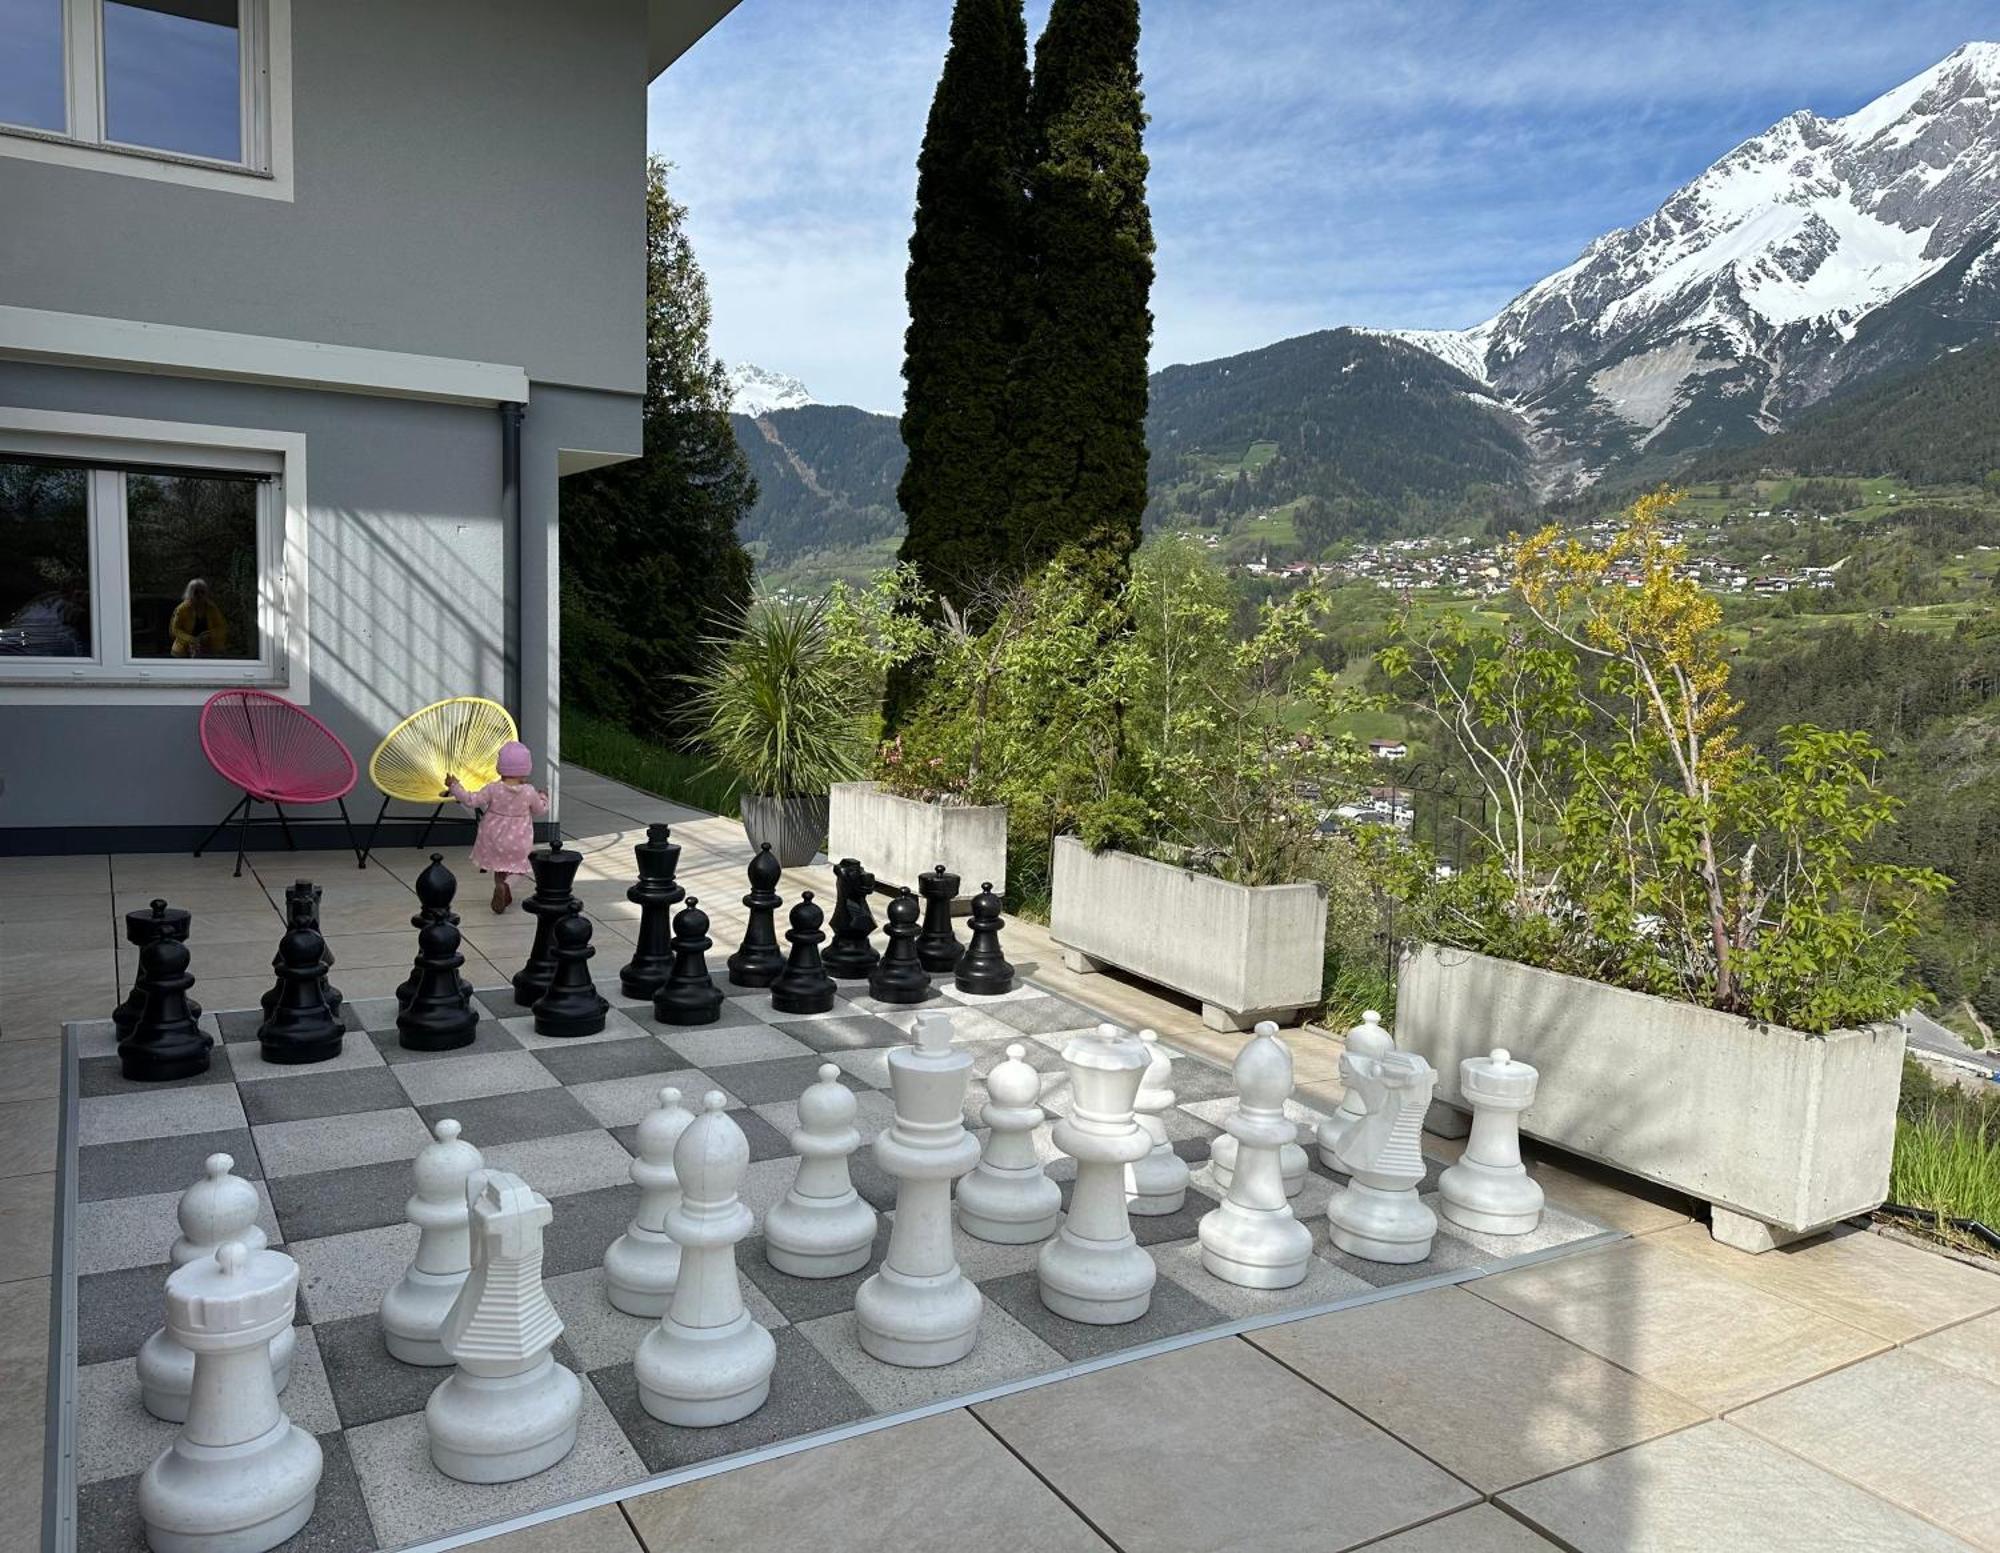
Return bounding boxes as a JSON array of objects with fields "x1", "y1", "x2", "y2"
[
  {"x1": 1328, "y1": 1048, "x2": 1439, "y2": 1263},
  {"x1": 856, "y1": 1011, "x2": 985, "y2": 1365},
  {"x1": 1038, "y1": 1024, "x2": 1157, "y2": 1324},
  {"x1": 1317, "y1": 1010, "x2": 1394, "y2": 1168},
  {"x1": 138, "y1": 1242, "x2": 322, "y2": 1553},
  {"x1": 1198, "y1": 1024, "x2": 1314, "y2": 1288},
  {"x1": 380, "y1": 1118, "x2": 484, "y2": 1364},
  {"x1": 137, "y1": 1153, "x2": 295, "y2": 1423},
  {"x1": 1125, "y1": 1029, "x2": 1189, "y2": 1216},
  {"x1": 957, "y1": 1042, "x2": 1062, "y2": 1243},
  {"x1": 1438, "y1": 1049, "x2": 1545, "y2": 1235},
  {"x1": 636, "y1": 1094, "x2": 776, "y2": 1424},
  {"x1": 426, "y1": 1171, "x2": 581, "y2": 1482},
  {"x1": 764, "y1": 1064, "x2": 879, "y2": 1277},
  {"x1": 604, "y1": 1088, "x2": 698, "y2": 1315},
  {"x1": 1209, "y1": 1021, "x2": 1309, "y2": 1198}
]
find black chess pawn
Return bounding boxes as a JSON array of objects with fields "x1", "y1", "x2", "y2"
[
  {"x1": 399, "y1": 919, "x2": 480, "y2": 1051},
  {"x1": 654, "y1": 897, "x2": 725, "y2": 1026},
  {"x1": 619, "y1": 824, "x2": 684, "y2": 998},
  {"x1": 397, "y1": 855, "x2": 469, "y2": 1007},
  {"x1": 113, "y1": 899, "x2": 201, "y2": 1035},
  {"x1": 118, "y1": 936, "x2": 212, "y2": 1082},
  {"x1": 822, "y1": 857, "x2": 880, "y2": 980},
  {"x1": 264, "y1": 881, "x2": 342, "y2": 1018},
  {"x1": 955, "y1": 882, "x2": 1015, "y2": 995},
  {"x1": 727, "y1": 843, "x2": 786, "y2": 988},
  {"x1": 769, "y1": 891, "x2": 837, "y2": 1015},
  {"x1": 534, "y1": 903, "x2": 610, "y2": 1038},
  {"x1": 868, "y1": 890, "x2": 932, "y2": 1004},
  {"x1": 512, "y1": 840, "x2": 584, "y2": 1006},
  {"x1": 257, "y1": 922, "x2": 344, "y2": 1065},
  {"x1": 915, "y1": 864, "x2": 964, "y2": 973}
]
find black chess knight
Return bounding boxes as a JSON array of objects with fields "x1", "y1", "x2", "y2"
[{"x1": 822, "y1": 858, "x2": 880, "y2": 980}]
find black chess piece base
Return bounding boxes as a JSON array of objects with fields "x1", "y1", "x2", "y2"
[
  {"x1": 119, "y1": 1034, "x2": 211, "y2": 1083},
  {"x1": 397, "y1": 1007, "x2": 478, "y2": 1052},
  {"x1": 259, "y1": 1020, "x2": 345, "y2": 1066},
  {"x1": 533, "y1": 996, "x2": 608, "y2": 1039},
  {"x1": 653, "y1": 984, "x2": 724, "y2": 1025}
]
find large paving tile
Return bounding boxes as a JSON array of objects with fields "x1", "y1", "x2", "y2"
[
  {"x1": 1650, "y1": 1221, "x2": 2000, "y2": 1342},
  {"x1": 0, "y1": 1099, "x2": 58, "y2": 1176},
  {"x1": 1908, "y1": 1311, "x2": 2000, "y2": 1389},
  {"x1": 1524, "y1": 1149, "x2": 1694, "y2": 1238},
  {"x1": 1249, "y1": 1284, "x2": 1707, "y2": 1491},
  {"x1": 1501, "y1": 1419, "x2": 1975, "y2": 1552},
  {"x1": 622, "y1": 1408, "x2": 1110, "y2": 1553},
  {"x1": 974, "y1": 1337, "x2": 1477, "y2": 1551},
  {"x1": 1367, "y1": 1505, "x2": 1562, "y2": 1551},
  {"x1": 472, "y1": 1502, "x2": 643, "y2": 1553},
  {"x1": 1729, "y1": 1349, "x2": 2000, "y2": 1547},
  {"x1": 0, "y1": 1039, "x2": 61, "y2": 1104},
  {"x1": 1472, "y1": 1239, "x2": 1886, "y2": 1412}
]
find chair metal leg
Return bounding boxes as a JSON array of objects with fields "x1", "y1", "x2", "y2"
[
  {"x1": 233, "y1": 797, "x2": 256, "y2": 878},
  {"x1": 273, "y1": 802, "x2": 297, "y2": 852},
  {"x1": 194, "y1": 795, "x2": 248, "y2": 860},
  {"x1": 360, "y1": 795, "x2": 391, "y2": 869},
  {"x1": 414, "y1": 803, "x2": 444, "y2": 852},
  {"x1": 339, "y1": 797, "x2": 365, "y2": 869}
]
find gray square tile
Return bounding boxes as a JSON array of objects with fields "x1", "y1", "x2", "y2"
[
  {"x1": 567, "y1": 1066, "x2": 736, "y2": 1128},
  {"x1": 238, "y1": 1066, "x2": 411, "y2": 1127},
  {"x1": 316, "y1": 1310, "x2": 458, "y2": 1428},
  {"x1": 775, "y1": 1014, "x2": 916, "y2": 1053},
  {"x1": 741, "y1": 1222, "x2": 893, "y2": 1324},
  {"x1": 611, "y1": 1106, "x2": 793, "y2": 1164},
  {"x1": 624, "y1": 998, "x2": 769, "y2": 1036},
  {"x1": 75, "y1": 1261, "x2": 174, "y2": 1366},
  {"x1": 1425, "y1": 1194, "x2": 1608, "y2": 1264},
  {"x1": 979, "y1": 1267, "x2": 1226, "y2": 1361},
  {"x1": 225, "y1": 1032, "x2": 387, "y2": 1082},
  {"x1": 706, "y1": 1055, "x2": 870, "y2": 1106},
  {"x1": 983, "y1": 995, "x2": 1103, "y2": 1036},
  {"x1": 292, "y1": 1222, "x2": 420, "y2": 1323},
  {"x1": 528, "y1": 1035, "x2": 680, "y2": 1088},
  {"x1": 482, "y1": 1129, "x2": 640, "y2": 1199},
  {"x1": 366, "y1": 1019, "x2": 517, "y2": 1065},
  {"x1": 500, "y1": 1005, "x2": 652, "y2": 1051},
  {"x1": 76, "y1": 1181, "x2": 281, "y2": 1276},
  {"x1": 413, "y1": 1086, "x2": 604, "y2": 1147},
  {"x1": 80, "y1": 1084, "x2": 246, "y2": 1146},
  {"x1": 253, "y1": 1107, "x2": 433, "y2": 1178},
  {"x1": 268, "y1": 1158, "x2": 416, "y2": 1242},
  {"x1": 77, "y1": 1126, "x2": 261, "y2": 1203},
  {"x1": 1151, "y1": 1237, "x2": 1374, "y2": 1321},
  {"x1": 544, "y1": 1265, "x2": 788, "y2": 1374},
  {"x1": 215, "y1": 1002, "x2": 363, "y2": 1044},
  {"x1": 797, "y1": 1302, "x2": 1066, "y2": 1413},
  {"x1": 656, "y1": 1023, "x2": 819, "y2": 1069},
  {"x1": 388, "y1": 1049, "x2": 558, "y2": 1106},
  {"x1": 76, "y1": 1047, "x2": 234, "y2": 1098},
  {"x1": 541, "y1": 1184, "x2": 643, "y2": 1279}
]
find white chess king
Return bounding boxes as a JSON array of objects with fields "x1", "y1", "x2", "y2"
[
  {"x1": 380, "y1": 1118, "x2": 484, "y2": 1364},
  {"x1": 1038, "y1": 1024, "x2": 1157, "y2": 1324},
  {"x1": 1438, "y1": 1049, "x2": 1544, "y2": 1235},
  {"x1": 1198, "y1": 1023, "x2": 1313, "y2": 1288}
]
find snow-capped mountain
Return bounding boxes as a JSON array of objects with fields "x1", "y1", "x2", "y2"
[
  {"x1": 1394, "y1": 41, "x2": 2000, "y2": 489},
  {"x1": 726, "y1": 363, "x2": 815, "y2": 418}
]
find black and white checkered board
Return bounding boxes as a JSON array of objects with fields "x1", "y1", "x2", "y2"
[{"x1": 57, "y1": 972, "x2": 1614, "y2": 1553}]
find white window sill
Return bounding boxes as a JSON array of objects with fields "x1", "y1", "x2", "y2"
[{"x1": 0, "y1": 125, "x2": 292, "y2": 200}]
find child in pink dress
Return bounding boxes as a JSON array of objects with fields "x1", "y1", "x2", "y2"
[{"x1": 445, "y1": 740, "x2": 548, "y2": 912}]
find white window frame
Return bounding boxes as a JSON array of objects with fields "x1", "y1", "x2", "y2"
[
  {"x1": 0, "y1": 407, "x2": 310, "y2": 705},
  {"x1": 0, "y1": 0, "x2": 293, "y2": 202}
]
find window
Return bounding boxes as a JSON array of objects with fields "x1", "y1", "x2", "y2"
[{"x1": 0, "y1": 0, "x2": 68, "y2": 133}]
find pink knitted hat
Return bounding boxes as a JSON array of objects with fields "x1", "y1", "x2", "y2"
[{"x1": 496, "y1": 740, "x2": 532, "y2": 777}]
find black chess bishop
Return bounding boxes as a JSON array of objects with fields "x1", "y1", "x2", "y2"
[{"x1": 727, "y1": 843, "x2": 785, "y2": 988}]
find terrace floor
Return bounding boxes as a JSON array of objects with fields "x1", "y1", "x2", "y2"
[{"x1": 5, "y1": 767, "x2": 1999, "y2": 1551}]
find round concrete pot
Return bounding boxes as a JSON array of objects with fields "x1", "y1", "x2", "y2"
[{"x1": 740, "y1": 792, "x2": 829, "y2": 868}]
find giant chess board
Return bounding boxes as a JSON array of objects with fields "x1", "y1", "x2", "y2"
[{"x1": 54, "y1": 973, "x2": 1618, "y2": 1553}]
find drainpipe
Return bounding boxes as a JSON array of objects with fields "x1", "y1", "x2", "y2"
[{"x1": 500, "y1": 400, "x2": 524, "y2": 716}]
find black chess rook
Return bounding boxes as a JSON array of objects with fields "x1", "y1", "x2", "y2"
[{"x1": 915, "y1": 864, "x2": 963, "y2": 973}]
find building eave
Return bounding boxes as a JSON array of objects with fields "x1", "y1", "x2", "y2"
[{"x1": 649, "y1": 0, "x2": 741, "y2": 79}]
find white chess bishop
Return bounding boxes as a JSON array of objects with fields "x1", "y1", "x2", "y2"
[
  {"x1": 1198, "y1": 1024, "x2": 1313, "y2": 1288},
  {"x1": 764, "y1": 1064, "x2": 879, "y2": 1277},
  {"x1": 137, "y1": 1242, "x2": 322, "y2": 1553},
  {"x1": 137, "y1": 1153, "x2": 294, "y2": 1423},
  {"x1": 1125, "y1": 1030, "x2": 1189, "y2": 1216},
  {"x1": 426, "y1": 1171, "x2": 581, "y2": 1482},
  {"x1": 604, "y1": 1087, "x2": 697, "y2": 1315},
  {"x1": 1328, "y1": 1048, "x2": 1439, "y2": 1263},
  {"x1": 636, "y1": 1094, "x2": 776, "y2": 1424},
  {"x1": 1038, "y1": 1024, "x2": 1157, "y2": 1324},
  {"x1": 855, "y1": 1011, "x2": 985, "y2": 1366},
  {"x1": 1208, "y1": 1021, "x2": 1309, "y2": 1198},
  {"x1": 1317, "y1": 1010, "x2": 1393, "y2": 1168},
  {"x1": 957, "y1": 1042, "x2": 1062, "y2": 1243},
  {"x1": 380, "y1": 1118, "x2": 484, "y2": 1364},
  {"x1": 1438, "y1": 1049, "x2": 1544, "y2": 1235}
]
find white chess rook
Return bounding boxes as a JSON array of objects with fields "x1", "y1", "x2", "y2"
[
  {"x1": 604, "y1": 1088, "x2": 697, "y2": 1316},
  {"x1": 1125, "y1": 1030, "x2": 1189, "y2": 1216},
  {"x1": 380, "y1": 1119, "x2": 484, "y2": 1365},
  {"x1": 636, "y1": 1094, "x2": 776, "y2": 1424},
  {"x1": 137, "y1": 1242, "x2": 322, "y2": 1553},
  {"x1": 764, "y1": 1064, "x2": 879, "y2": 1277},
  {"x1": 855, "y1": 1011, "x2": 985, "y2": 1365},
  {"x1": 426, "y1": 1171, "x2": 581, "y2": 1482},
  {"x1": 1439, "y1": 1049, "x2": 1545, "y2": 1235},
  {"x1": 1317, "y1": 1010, "x2": 1393, "y2": 1168},
  {"x1": 958, "y1": 1042, "x2": 1062, "y2": 1243},
  {"x1": 1198, "y1": 1024, "x2": 1314, "y2": 1288},
  {"x1": 1328, "y1": 1049, "x2": 1439, "y2": 1263},
  {"x1": 1038, "y1": 1024, "x2": 1157, "y2": 1324},
  {"x1": 137, "y1": 1153, "x2": 294, "y2": 1423}
]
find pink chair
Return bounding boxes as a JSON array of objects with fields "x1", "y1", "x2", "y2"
[{"x1": 195, "y1": 690, "x2": 363, "y2": 877}]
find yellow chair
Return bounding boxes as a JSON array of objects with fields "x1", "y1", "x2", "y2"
[{"x1": 362, "y1": 697, "x2": 518, "y2": 861}]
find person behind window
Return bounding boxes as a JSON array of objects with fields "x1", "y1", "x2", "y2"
[{"x1": 170, "y1": 578, "x2": 229, "y2": 659}]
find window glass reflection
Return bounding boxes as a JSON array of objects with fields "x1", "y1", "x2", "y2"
[{"x1": 102, "y1": 0, "x2": 242, "y2": 163}]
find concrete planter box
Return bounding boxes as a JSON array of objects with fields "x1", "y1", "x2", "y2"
[
  {"x1": 1397, "y1": 943, "x2": 1906, "y2": 1252},
  {"x1": 827, "y1": 781, "x2": 1007, "y2": 900},
  {"x1": 1050, "y1": 834, "x2": 1327, "y2": 1031}
]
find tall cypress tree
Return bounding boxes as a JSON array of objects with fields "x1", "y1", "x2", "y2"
[{"x1": 1012, "y1": 0, "x2": 1154, "y2": 585}]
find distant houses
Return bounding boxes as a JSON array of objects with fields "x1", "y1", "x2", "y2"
[{"x1": 1369, "y1": 739, "x2": 1408, "y2": 760}]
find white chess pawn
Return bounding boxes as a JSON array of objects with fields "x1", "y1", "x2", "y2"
[
  {"x1": 1318, "y1": 1009, "x2": 1394, "y2": 1168},
  {"x1": 636, "y1": 1094, "x2": 777, "y2": 1424},
  {"x1": 1038, "y1": 1024, "x2": 1157, "y2": 1324},
  {"x1": 1198, "y1": 1025, "x2": 1314, "y2": 1288},
  {"x1": 137, "y1": 1153, "x2": 295, "y2": 1423},
  {"x1": 764, "y1": 1064, "x2": 879, "y2": 1277},
  {"x1": 138, "y1": 1242, "x2": 322, "y2": 1553},
  {"x1": 426, "y1": 1171, "x2": 581, "y2": 1482},
  {"x1": 856, "y1": 1011, "x2": 985, "y2": 1365},
  {"x1": 1126, "y1": 1030, "x2": 1189, "y2": 1216},
  {"x1": 380, "y1": 1118, "x2": 484, "y2": 1364},
  {"x1": 1328, "y1": 1049, "x2": 1438, "y2": 1263},
  {"x1": 1209, "y1": 1022, "x2": 1309, "y2": 1198},
  {"x1": 605, "y1": 1088, "x2": 697, "y2": 1315},
  {"x1": 1439, "y1": 1049, "x2": 1544, "y2": 1235},
  {"x1": 958, "y1": 1042, "x2": 1062, "y2": 1243}
]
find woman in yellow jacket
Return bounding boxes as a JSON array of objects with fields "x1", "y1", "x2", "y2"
[{"x1": 169, "y1": 578, "x2": 229, "y2": 659}]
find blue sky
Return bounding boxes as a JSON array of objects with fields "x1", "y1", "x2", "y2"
[{"x1": 650, "y1": 0, "x2": 1995, "y2": 413}]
